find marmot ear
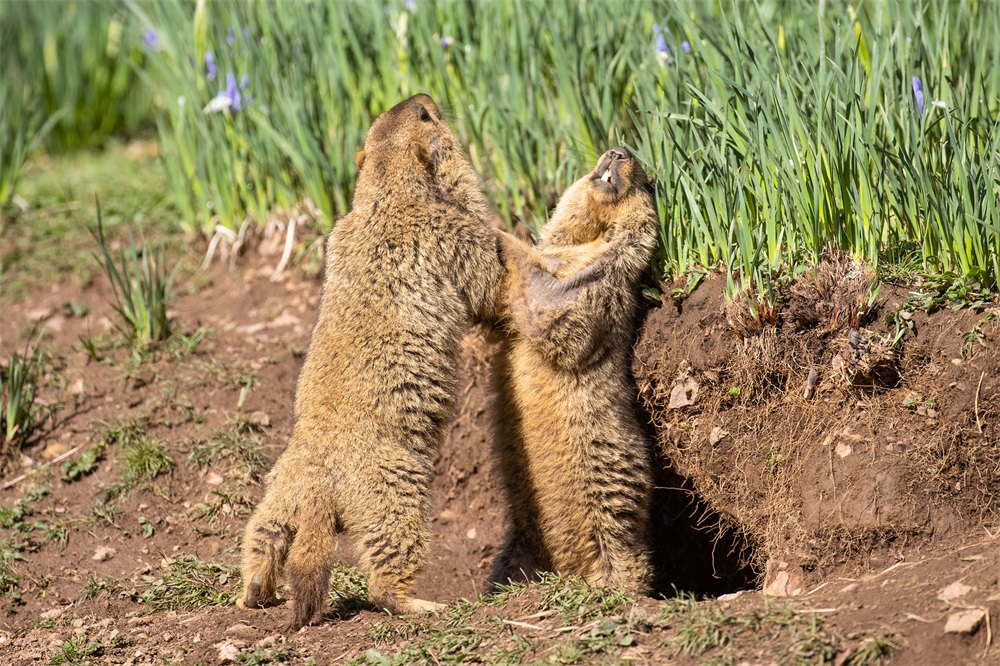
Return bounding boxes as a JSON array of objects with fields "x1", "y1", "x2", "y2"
[
  {"x1": 643, "y1": 175, "x2": 657, "y2": 196},
  {"x1": 410, "y1": 140, "x2": 434, "y2": 172},
  {"x1": 355, "y1": 150, "x2": 366, "y2": 171}
]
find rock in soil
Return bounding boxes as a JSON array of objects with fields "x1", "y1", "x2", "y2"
[
  {"x1": 215, "y1": 640, "x2": 245, "y2": 662},
  {"x1": 762, "y1": 570, "x2": 803, "y2": 597},
  {"x1": 91, "y1": 546, "x2": 116, "y2": 562},
  {"x1": 668, "y1": 377, "x2": 699, "y2": 409},
  {"x1": 937, "y1": 581, "x2": 973, "y2": 602},
  {"x1": 944, "y1": 609, "x2": 985, "y2": 635}
]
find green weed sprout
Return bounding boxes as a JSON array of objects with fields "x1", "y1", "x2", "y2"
[
  {"x1": 92, "y1": 199, "x2": 176, "y2": 348},
  {"x1": 1, "y1": 345, "x2": 42, "y2": 460}
]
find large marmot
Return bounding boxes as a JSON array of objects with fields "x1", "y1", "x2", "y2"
[
  {"x1": 238, "y1": 94, "x2": 509, "y2": 629},
  {"x1": 491, "y1": 146, "x2": 659, "y2": 594}
]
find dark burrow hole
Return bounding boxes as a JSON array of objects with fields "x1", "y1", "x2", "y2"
[{"x1": 647, "y1": 456, "x2": 762, "y2": 598}]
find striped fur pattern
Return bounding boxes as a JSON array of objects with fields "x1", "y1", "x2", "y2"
[
  {"x1": 491, "y1": 147, "x2": 659, "y2": 594},
  {"x1": 239, "y1": 94, "x2": 507, "y2": 629}
]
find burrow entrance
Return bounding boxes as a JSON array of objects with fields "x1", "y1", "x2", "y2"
[{"x1": 648, "y1": 460, "x2": 761, "y2": 598}]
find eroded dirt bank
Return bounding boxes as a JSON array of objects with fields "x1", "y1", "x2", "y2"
[{"x1": 635, "y1": 270, "x2": 1000, "y2": 590}]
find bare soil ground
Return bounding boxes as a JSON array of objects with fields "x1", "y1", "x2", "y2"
[{"x1": 3, "y1": 148, "x2": 1000, "y2": 665}]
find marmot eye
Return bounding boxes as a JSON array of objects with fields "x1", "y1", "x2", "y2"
[{"x1": 417, "y1": 106, "x2": 432, "y2": 122}]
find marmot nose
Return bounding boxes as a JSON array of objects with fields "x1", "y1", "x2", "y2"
[{"x1": 608, "y1": 147, "x2": 631, "y2": 160}]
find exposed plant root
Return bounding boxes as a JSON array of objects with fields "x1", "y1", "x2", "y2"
[
  {"x1": 269, "y1": 215, "x2": 298, "y2": 280},
  {"x1": 201, "y1": 224, "x2": 236, "y2": 271}
]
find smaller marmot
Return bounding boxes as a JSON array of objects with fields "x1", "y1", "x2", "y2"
[
  {"x1": 238, "y1": 94, "x2": 509, "y2": 629},
  {"x1": 491, "y1": 146, "x2": 659, "y2": 594}
]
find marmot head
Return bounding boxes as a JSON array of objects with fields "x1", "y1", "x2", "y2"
[
  {"x1": 353, "y1": 94, "x2": 489, "y2": 217},
  {"x1": 542, "y1": 147, "x2": 656, "y2": 247},
  {"x1": 355, "y1": 94, "x2": 456, "y2": 172},
  {"x1": 586, "y1": 147, "x2": 651, "y2": 206}
]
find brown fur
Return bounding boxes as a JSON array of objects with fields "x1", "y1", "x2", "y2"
[
  {"x1": 238, "y1": 94, "x2": 508, "y2": 629},
  {"x1": 491, "y1": 147, "x2": 659, "y2": 594}
]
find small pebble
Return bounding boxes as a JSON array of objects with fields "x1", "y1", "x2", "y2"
[{"x1": 92, "y1": 546, "x2": 117, "y2": 562}]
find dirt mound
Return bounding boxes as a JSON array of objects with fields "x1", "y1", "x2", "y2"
[{"x1": 634, "y1": 264, "x2": 1000, "y2": 596}]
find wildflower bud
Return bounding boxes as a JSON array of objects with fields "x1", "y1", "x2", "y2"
[
  {"x1": 205, "y1": 51, "x2": 218, "y2": 81},
  {"x1": 142, "y1": 28, "x2": 160, "y2": 51},
  {"x1": 912, "y1": 76, "x2": 924, "y2": 115}
]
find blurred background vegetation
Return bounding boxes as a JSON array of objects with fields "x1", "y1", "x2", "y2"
[{"x1": 2, "y1": 0, "x2": 999, "y2": 299}]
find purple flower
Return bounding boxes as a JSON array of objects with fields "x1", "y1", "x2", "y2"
[
  {"x1": 142, "y1": 28, "x2": 160, "y2": 51},
  {"x1": 228, "y1": 73, "x2": 244, "y2": 112},
  {"x1": 653, "y1": 23, "x2": 672, "y2": 64},
  {"x1": 440, "y1": 36, "x2": 454, "y2": 48},
  {"x1": 681, "y1": 40, "x2": 691, "y2": 53},
  {"x1": 204, "y1": 51, "x2": 217, "y2": 81},
  {"x1": 405, "y1": 0, "x2": 416, "y2": 10},
  {"x1": 204, "y1": 71, "x2": 250, "y2": 115},
  {"x1": 227, "y1": 26, "x2": 235, "y2": 47},
  {"x1": 912, "y1": 76, "x2": 924, "y2": 115}
]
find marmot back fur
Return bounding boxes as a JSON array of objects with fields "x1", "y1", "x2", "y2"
[
  {"x1": 239, "y1": 94, "x2": 507, "y2": 629},
  {"x1": 491, "y1": 146, "x2": 659, "y2": 594}
]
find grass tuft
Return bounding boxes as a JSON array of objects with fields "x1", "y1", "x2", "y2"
[
  {"x1": 77, "y1": 574, "x2": 121, "y2": 603},
  {"x1": 191, "y1": 483, "x2": 255, "y2": 523},
  {"x1": 0, "y1": 488, "x2": 49, "y2": 602},
  {"x1": 102, "y1": 435, "x2": 174, "y2": 501},
  {"x1": 848, "y1": 634, "x2": 898, "y2": 666},
  {"x1": 662, "y1": 596, "x2": 838, "y2": 663},
  {"x1": 122, "y1": 437, "x2": 174, "y2": 486},
  {"x1": 137, "y1": 555, "x2": 239, "y2": 611},
  {"x1": 1, "y1": 344, "x2": 43, "y2": 463},
  {"x1": 535, "y1": 573, "x2": 633, "y2": 624},
  {"x1": 92, "y1": 199, "x2": 175, "y2": 349},
  {"x1": 188, "y1": 415, "x2": 267, "y2": 480},
  {"x1": 48, "y1": 634, "x2": 103, "y2": 666},
  {"x1": 328, "y1": 563, "x2": 369, "y2": 609},
  {"x1": 0, "y1": 546, "x2": 27, "y2": 601},
  {"x1": 235, "y1": 645, "x2": 294, "y2": 665},
  {"x1": 94, "y1": 418, "x2": 147, "y2": 448}
]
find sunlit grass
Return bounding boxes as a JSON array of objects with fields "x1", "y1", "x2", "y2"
[
  {"x1": 631, "y1": 1, "x2": 1000, "y2": 300},
  {"x1": 101, "y1": 433, "x2": 175, "y2": 501},
  {"x1": 137, "y1": 555, "x2": 239, "y2": 611},
  {"x1": 0, "y1": 1, "x2": 153, "y2": 155},
  {"x1": 121, "y1": 0, "x2": 1000, "y2": 299}
]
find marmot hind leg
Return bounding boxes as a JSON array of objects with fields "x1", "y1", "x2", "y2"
[
  {"x1": 238, "y1": 490, "x2": 294, "y2": 610},
  {"x1": 489, "y1": 532, "x2": 545, "y2": 591},
  {"x1": 240, "y1": 468, "x2": 341, "y2": 630},
  {"x1": 357, "y1": 462, "x2": 442, "y2": 615},
  {"x1": 586, "y1": 443, "x2": 653, "y2": 596},
  {"x1": 590, "y1": 539, "x2": 652, "y2": 596},
  {"x1": 285, "y1": 510, "x2": 339, "y2": 630}
]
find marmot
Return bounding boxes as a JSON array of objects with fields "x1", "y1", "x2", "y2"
[
  {"x1": 491, "y1": 146, "x2": 659, "y2": 594},
  {"x1": 238, "y1": 94, "x2": 510, "y2": 629}
]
